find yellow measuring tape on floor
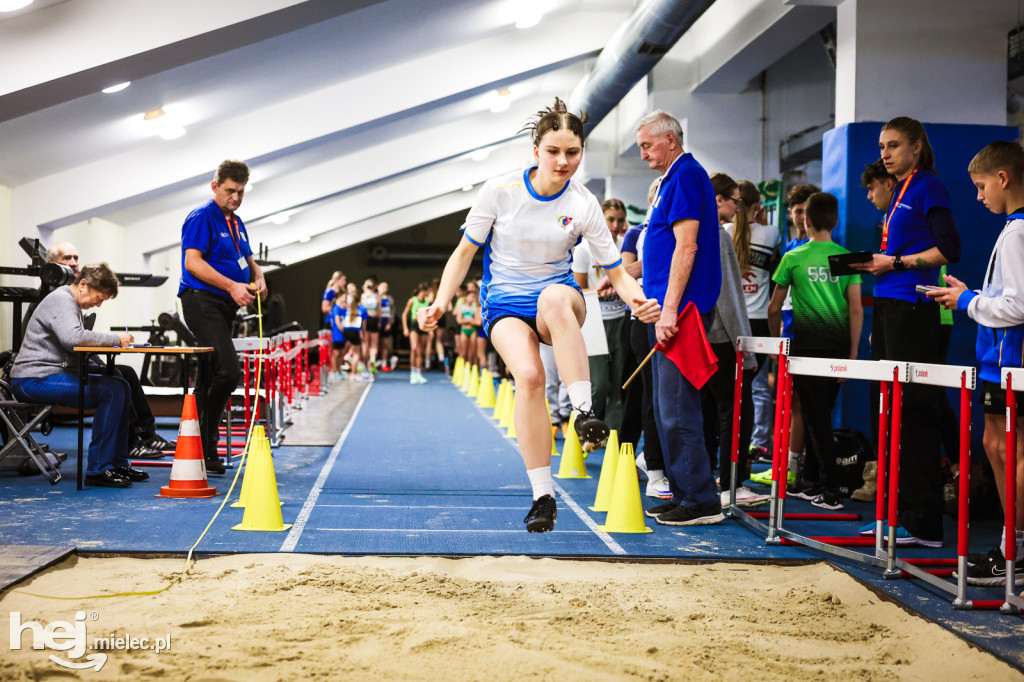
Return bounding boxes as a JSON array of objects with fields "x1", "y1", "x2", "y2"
[{"x1": 16, "y1": 287, "x2": 267, "y2": 600}]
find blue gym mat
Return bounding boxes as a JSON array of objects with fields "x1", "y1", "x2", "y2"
[{"x1": 0, "y1": 370, "x2": 1021, "y2": 669}]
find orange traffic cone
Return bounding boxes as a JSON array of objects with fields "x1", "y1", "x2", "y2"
[{"x1": 158, "y1": 394, "x2": 218, "y2": 499}]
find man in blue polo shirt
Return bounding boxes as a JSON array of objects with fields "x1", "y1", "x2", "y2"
[
  {"x1": 636, "y1": 111, "x2": 724, "y2": 526},
  {"x1": 179, "y1": 160, "x2": 267, "y2": 474}
]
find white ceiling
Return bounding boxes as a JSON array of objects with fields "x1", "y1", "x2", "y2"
[{"x1": 0, "y1": 0, "x2": 641, "y2": 270}]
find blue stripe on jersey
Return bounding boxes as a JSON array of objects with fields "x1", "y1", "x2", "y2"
[
  {"x1": 462, "y1": 228, "x2": 485, "y2": 247},
  {"x1": 523, "y1": 167, "x2": 569, "y2": 202},
  {"x1": 600, "y1": 257, "x2": 623, "y2": 269}
]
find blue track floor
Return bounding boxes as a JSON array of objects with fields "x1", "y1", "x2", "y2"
[{"x1": 0, "y1": 369, "x2": 1021, "y2": 668}]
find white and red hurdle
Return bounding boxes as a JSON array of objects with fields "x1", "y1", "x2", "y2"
[
  {"x1": 997, "y1": 367, "x2": 1023, "y2": 614},
  {"x1": 727, "y1": 335, "x2": 1019, "y2": 612}
]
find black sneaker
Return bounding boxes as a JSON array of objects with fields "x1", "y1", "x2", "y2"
[
  {"x1": 129, "y1": 442, "x2": 166, "y2": 460},
  {"x1": 144, "y1": 434, "x2": 176, "y2": 452},
  {"x1": 788, "y1": 484, "x2": 825, "y2": 501},
  {"x1": 645, "y1": 501, "x2": 677, "y2": 518},
  {"x1": 85, "y1": 469, "x2": 132, "y2": 488},
  {"x1": 205, "y1": 457, "x2": 226, "y2": 475},
  {"x1": 573, "y1": 409, "x2": 609, "y2": 452},
  {"x1": 655, "y1": 503, "x2": 724, "y2": 526},
  {"x1": 524, "y1": 495, "x2": 556, "y2": 533},
  {"x1": 113, "y1": 464, "x2": 150, "y2": 482},
  {"x1": 749, "y1": 445, "x2": 773, "y2": 464},
  {"x1": 811, "y1": 489, "x2": 845, "y2": 510},
  {"x1": 953, "y1": 548, "x2": 1024, "y2": 586}
]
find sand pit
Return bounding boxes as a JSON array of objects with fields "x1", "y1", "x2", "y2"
[{"x1": 1, "y1": 554, "x2": 1020, "y2": 681}]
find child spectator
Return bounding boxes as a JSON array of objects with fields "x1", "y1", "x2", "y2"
[
  {"x1": 930, "y1": 140, "x2": 1024, "y2": 585},
  {"x1": 330, "y1": 296, "x2": 347, "y2": 377},
  {"x1": 377, "y1": 281, "x2": 396, "y2": 372},
  {"x1": 725, "y1": 180, "x2": 780, "y2": 468},
  {"x1": 768, "y1": 192, "x2": 863, "y2": 510},
  {"x1": 341, "y1": 295, "x2": 366, "y2": 381},
  {"x1": 402, "y1": 283, "x2": 431, "y2": 384}
]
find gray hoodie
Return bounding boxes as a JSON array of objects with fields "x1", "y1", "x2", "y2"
[
  {"x1": 11, "y1": 286, "x2": 120, "y2": 379},
  {"x1": 708, "y1": 226, "x2": 755, "y2": 370}
]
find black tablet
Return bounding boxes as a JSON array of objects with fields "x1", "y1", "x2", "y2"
[{"x1": 827, "y1": 251, "x2": 873, "y2": 277}]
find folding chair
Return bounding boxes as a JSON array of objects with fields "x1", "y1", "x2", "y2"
[{"x1": 0, "y1": 379, "x2": 60, "y2": 484}]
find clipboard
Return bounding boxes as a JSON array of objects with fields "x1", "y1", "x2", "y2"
[{"x1": 827, "y1": 251, "x2": 872, "y2": 277}]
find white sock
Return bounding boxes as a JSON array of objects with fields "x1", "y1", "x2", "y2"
[
  {"x1": 1000, "y1": 528, "x2": 1024, "y2": 557},
  {"x1": 647, "y1": 468, "x2": 665, "y2": 482},
  {"x1": 787, "y1": 450, "x2": 801, "y2": 478},
  {"x1": 567, "y1": 381, "x2": 593, "y2": 413},
  {"x1": 526, "y1": 466, "x2": 554, "y2": 500}
]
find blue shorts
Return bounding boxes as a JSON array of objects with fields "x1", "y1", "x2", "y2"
[{"x1": 482, "y1": 275, "x2": 583, "y2": 338}]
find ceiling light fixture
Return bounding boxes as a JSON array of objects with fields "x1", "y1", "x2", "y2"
[
  {"x1": 470, "y1": 148, "x2": 490, "y2": 162},
  {"x1": 515, "y1": 6, "x2": 542, "y2": 29},
  {"x1": 299, "y1": 236, "x2": 311, "y2": 244},
  {"x1": 143, "y1": 107, "x2": 187, "y2": 140},
  {"x1": 0, "y1": 0, "x2": 34, "y2": 12},
  {"x1": 102, "y1": 82, "x2": 131, "y2": 94},
  {"x1": 271, "y1": 213, "x2": 290, "y2": 225},
  {"x1": 462, "y1": 185, "x2": 474, "y2": 192},
  {"x1": 490, "y1": 87, "x2": 512, "y2": 113}
]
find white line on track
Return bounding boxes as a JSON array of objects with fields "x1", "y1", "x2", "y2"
[
  {"x1": 279, "y1": 383, "x2": 372, "y2": 552},
  {"x1": 472, "y1": 392, "x2": 627, "y2": 555},
  {"x1": 314, "y1": 528, "x2": 593, "y2": 534}
]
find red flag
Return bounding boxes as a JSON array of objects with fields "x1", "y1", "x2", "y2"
[{"x1": 658, "y1": 302, "x2": 718, "y2": 390}]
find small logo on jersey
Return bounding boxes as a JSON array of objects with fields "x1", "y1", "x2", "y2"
[
  {"x1": 496, "y1": 183, "x2": 522, "y2": 191},
  {"x1": 556, "y1": 216, "x2": 574, "y2": 230},
  {"x1": 896, "y1": 202, "x2": 911, "y2": 211},
  {"x1": 220, "y1": 232, "x2": 229, "y2": 238}
]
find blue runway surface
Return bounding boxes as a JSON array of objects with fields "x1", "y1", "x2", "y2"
[{"x1": 0, "y1": 370, "x2": 1021, "y2": 668}]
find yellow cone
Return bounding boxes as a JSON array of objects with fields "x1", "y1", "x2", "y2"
[
  {"x1": 589, "y1": 430, "x2": 620, "y2": 512},
  {"x1": 505, "y1": 392, "x2": 518, "y2": 439},
  {"x1": 230, "y1": 425, "x2": 265, "y2": 508},
  {"x1": 232, "y1": 434, "x2": 292, "y2": 532},
  {"x1": 546, "y1": 400, "x2": 558, "y2": 457},
  {"x1": 452, "y1": 356, "x2": 465, "y2": 385},
  {"x1": 477, "y1": 370, "x2": 496, "y2": 408},
  {"x1": 468, "y1": 365, "x2": 480, "y2": 396},
  {"x1": 460, "y1": 361, "x2": 472, "y2": 393},
  {"x1": 555, "y1": 412, "x2": 590, "y2": 479},
  {"x1": 493, "y1": 380, "x2": 508, "y2": 420},
  {"x1": 471, "y1": 367, "x2": 485, "y2": 399},
  {"x1": 499, "y1": 385, "x2": 515, "y2": 429},
  {"x1": 598, "y1": 442, "x2": 652, "y2": 533}
]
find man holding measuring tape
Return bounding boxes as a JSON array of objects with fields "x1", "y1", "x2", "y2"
[{"x1": 179, "y1": 160, "x2": 267, "y2": 475}]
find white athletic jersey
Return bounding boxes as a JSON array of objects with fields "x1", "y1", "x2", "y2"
[
  {"x1": 724, "y1": 222, "x2": 780, "y2": 319},
  {"x1": 572, "y1": 235, "x2": 627, "y2": 320},
  {"x1": 462, "y1": 168, "x2": 622, "y2": 315}
]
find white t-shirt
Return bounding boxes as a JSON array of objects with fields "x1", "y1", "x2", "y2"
[
  {"x1": 573, "y1": 235, "x2": 627, "y2": 320},
  {"x1": 724, "y1": 221, "x2": 780, "y2": 320},
  {"x1": 461, "y1": 168, "x2": 622, "y2": 316}
]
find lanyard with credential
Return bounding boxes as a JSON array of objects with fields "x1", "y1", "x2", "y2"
[
  {"x1": 224, "y1": 214, "x2": 242, "y2": 256},
  {"x1": 880, "y1": 167, "x2": 918, "y2": 252}
]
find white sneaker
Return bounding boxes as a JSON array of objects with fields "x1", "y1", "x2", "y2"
[
  {"x1": 390, "y1": 355, "x2": 399, "y2": 370},
  {"x1": 635, "y1": 450, "x2": 647, "y2": 474},
  {"x1": 720, "y1": 486, "x2": 771, "y2": 508},
  {"x1": 645, "y1": 475, "x2": 671, "y2": 499}
]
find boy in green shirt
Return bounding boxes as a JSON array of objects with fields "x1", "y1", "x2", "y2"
[{"x1": 767, "y1": 192, "x2": 864, "y2": 510}]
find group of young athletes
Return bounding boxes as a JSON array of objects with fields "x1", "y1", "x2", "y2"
[{"x1": 322, "y1": 272, "x2": 396, "y2": 382}]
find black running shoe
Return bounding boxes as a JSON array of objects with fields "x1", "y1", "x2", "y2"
[
  {"x1": 205, "y1": 457, "x2": 226, "y2": 475},
  {"x1": 811, "y1": 489, "x2": 844, "y2": 510},
  {"x1": 574, "y1": 409, "x2": 609, "y2": 452},
  {"x1": 655, "y1": 503, "x2": 724, "y2": 526},
  {"x1": 524, "y1": 495, "x2": 557, "y2": 533},
  {"x1": 145, "y1": 434, "x2": 176, "y2": 452},
  {"x1": 953, "y1": 548, "x2": 1024, "y2": 586},
  {"x1": 129, "y1": 442, "x2": 166, "y2": 460},
  {"x1": 788, "y1": 484, "x2": 824, "y2": 501},
  {"x1": 644, "y1": 501, "x2": 677, "y2": 518},
  {"x1": 113, "y1": 464, "x2": 150, "y2": 482}
]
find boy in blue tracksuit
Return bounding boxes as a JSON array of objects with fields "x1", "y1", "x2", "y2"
[{"x1": 931, "y1": 140, "x2": 1024, "y2": 586}]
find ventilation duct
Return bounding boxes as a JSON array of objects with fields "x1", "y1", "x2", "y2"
[{"x1": 571, "y1": 0, "x2": 716, "y2": 135}]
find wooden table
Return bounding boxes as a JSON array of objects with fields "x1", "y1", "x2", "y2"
[{"x1": 73, "y1": 346, "x2": 214, "y2": 490}]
